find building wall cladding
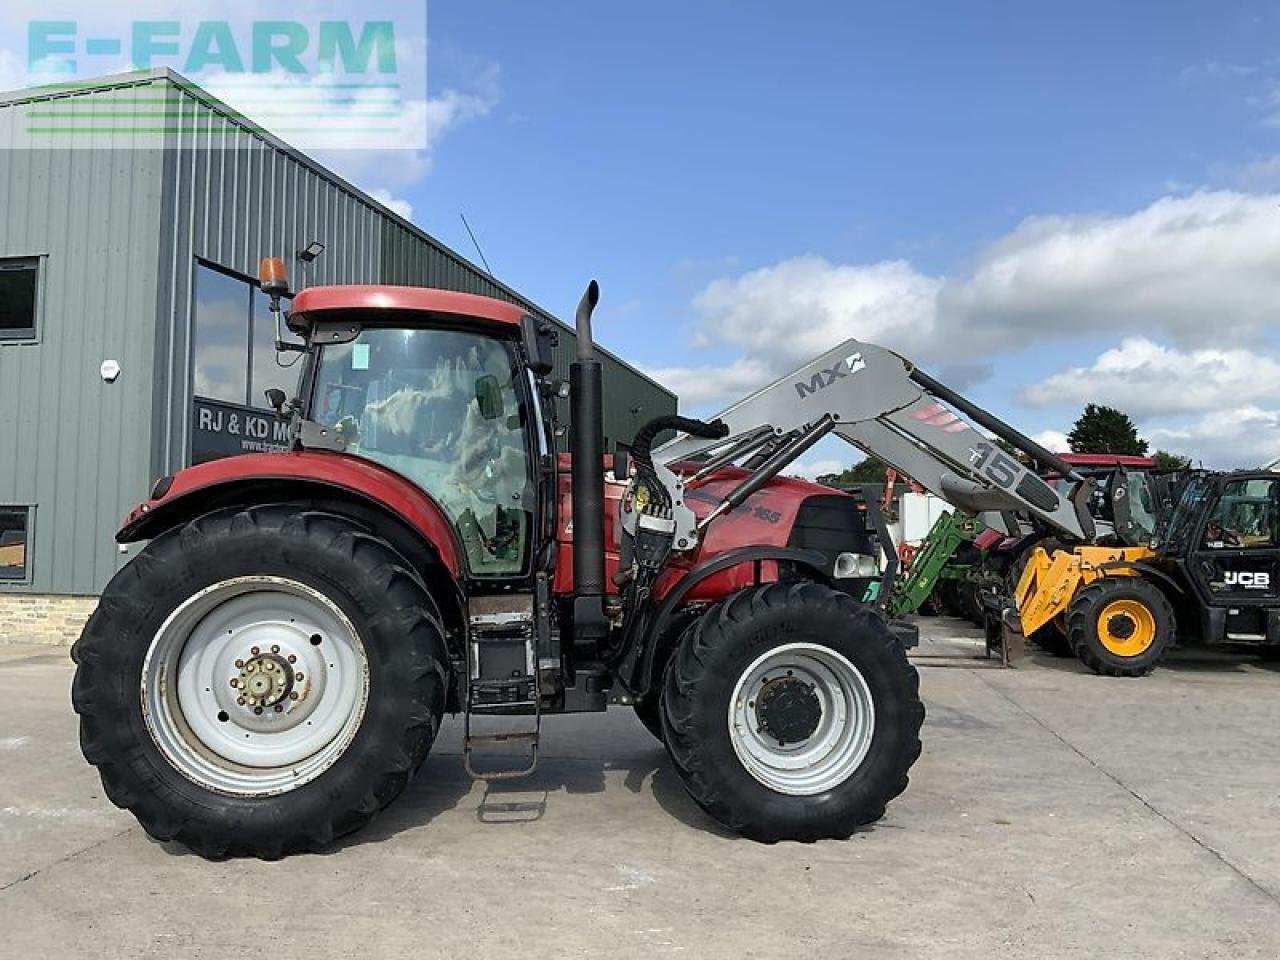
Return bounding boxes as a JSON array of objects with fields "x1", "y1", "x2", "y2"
[
  {"x1": 0, "y1": 70, "x2": 676, "y2": 599},
  {"x1": 0, "y1": 81, "x2": 167, "y2": 596}
]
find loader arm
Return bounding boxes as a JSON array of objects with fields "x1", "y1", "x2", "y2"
[{"x1": 654, "y1": 339, "x2": 1095, "y2": 542}]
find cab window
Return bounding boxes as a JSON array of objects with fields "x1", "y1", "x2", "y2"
[
  {"x1": 1203, "y1": 478, "x2": 1279, "y2": 550},
  {"x1": 312, "y1": 327, "x2": 533, "y2": 577}
]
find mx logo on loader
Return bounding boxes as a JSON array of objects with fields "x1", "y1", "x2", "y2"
[{"x1": 794, "y1": 351, "x2": 866, "y2": 399}]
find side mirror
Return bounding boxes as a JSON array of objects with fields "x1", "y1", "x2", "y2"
[
  {"x1": 521, "y1": 316, "x2": 557, "y2": 377},
  {"x1": 265, "y1": 388, "x2": 288, "y2": 417},
  {"x1": 475, "y1": 375, "x2": 505, "y2": 420}
]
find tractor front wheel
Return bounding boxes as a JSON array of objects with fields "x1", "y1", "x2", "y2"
[
  {"x1": 1066, "y1": 577, "x2": 1174, "y2": 677},
  {"x1": 72, "y1": 505, "x2": 450, "y2": 858},
  {"x1": 661, "y1": 582, "x2": 924, "y2": 842}
]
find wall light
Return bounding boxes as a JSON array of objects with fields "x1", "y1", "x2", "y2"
[{"x1": 297, "y1": 241, "x2": 326, "y2": 262}]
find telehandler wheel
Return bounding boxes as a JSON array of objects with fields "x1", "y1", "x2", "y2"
[
  {"x1": 1032, "y1": 623, "x2": 1074, "y2": 658},
  {"x1": 661, "y1": 581, "x2": 924, "y2": 842},
  {"x1": 71, "y1": 505, "x2": 450, "y2": 859},
  {"x1": 1066, "y1": 577, "x2": 1174, "y2": 677}
]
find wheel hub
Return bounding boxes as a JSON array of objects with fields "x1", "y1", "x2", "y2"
[
  {"x1": 728, "y1": 643, "x2": 876, "y2": 797},
  {"x1": 755, "y1": 675, "x2": 822, "y2": 745},
  {"x1": 142, "y1": 577, "x2": 369, "y2": 796},
  {"x1": 234, "y1": 652, "x2": 298, "y2": 709},
  {"x1": 1106, "y1": 614, "x2": 1136, "y2": 641}
]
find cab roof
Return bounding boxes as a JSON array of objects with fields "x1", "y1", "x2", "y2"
[
  {"x1": 288, "y1": 285, "x2": 528, "y2": 329},
  {"x1": 1057, "y1": 453, "x2": 1156, "y2": 469}
]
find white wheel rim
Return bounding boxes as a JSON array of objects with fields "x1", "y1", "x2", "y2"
[
  {"x1": 141, "y1": 577, "x2": 370, "y2": 796},
  {"x1": 727, "y1": 642, "x2": 875, "y2": 796}
]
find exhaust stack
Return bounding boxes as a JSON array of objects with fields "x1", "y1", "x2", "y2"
[{"x1": 570, "y1": 280, "x2": 607, "y2": 642}]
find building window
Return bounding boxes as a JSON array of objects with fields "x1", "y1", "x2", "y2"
[
  {"x1": 192, "y1": 261, "x2": 302, "y2": 408},
  {"x1": 0, "y1": 258, "x2": 40, "y2": 341},
  {"x1": 191, "y1": 261, "x2": 303, "y2": 464},
  {"x1": 0, "y1": 507, "x2": 31, "y2": 582}
]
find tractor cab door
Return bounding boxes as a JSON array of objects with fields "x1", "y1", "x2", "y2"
[
  {"x1": 1107, "y1": 467, "x2": 1161, "y2": 547},
  {"x1": 309, "y1": 325, "x2": 542, "y2": 581},
  {"x1": 1185, "y1": 474, "x2": 1280, "y2": 641}
]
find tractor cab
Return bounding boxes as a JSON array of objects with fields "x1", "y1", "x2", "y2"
[{"x1": 287, "y1": 286, "x2": 556, "y2": 582}]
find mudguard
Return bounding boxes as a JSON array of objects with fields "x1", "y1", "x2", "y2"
[{"x1": 118, "y1": 451, "x2": 463, "y2": 577}]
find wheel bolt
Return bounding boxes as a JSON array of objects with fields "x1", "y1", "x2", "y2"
[
  {"x1": 295, "y1": 672, "x2": 304, "y2": 682},
  {"x1": 251, "y1": 646, "x2": 260, "y2": 655},
  {"x1": 271, "y1": 645, "x2": 280, "y2": 653},
  {"x1": 237, "y1": 697, "x2": 246, "y2": 706},
  {"x1": 274, "y1": 705, "x2": 283, "y2": 713},
  {"x1": 254, "y1": 706, "x2": 263, "y2": 715},
  {"x1": 287, "y1": 655, "x2": 296, "y2": 664},
  {"x1": 229, "y1": 678, "x2": 239, "y2": 688},
  {"x1": 289, "y1": 691, "x2": 299, "y2": 700},
  {"x1": 235, "y1": 659, "x2": 244, "y2": 668}
]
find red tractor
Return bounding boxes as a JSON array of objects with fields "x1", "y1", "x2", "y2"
[{"x1": 73, "y1": 266, "x2": 929, "y2": 858}]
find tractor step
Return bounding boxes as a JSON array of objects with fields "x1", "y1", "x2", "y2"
[
  {"x1": 464, "y1": 595, "x2": 542, "y2": 780},
  {"x1": 463, "y1": 717, "x2": 540, "y2": 781}
]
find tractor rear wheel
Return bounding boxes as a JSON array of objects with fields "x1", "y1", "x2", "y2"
[
  {"x1": 72, "y1": 505, "x2": 449, "y2": 859},
  {"x1": 661, "y1": 581, "x2": 924, "y2": 842},
  {"x1": 1066, "y1": 577, "x2": 1174, "y2": 677}
]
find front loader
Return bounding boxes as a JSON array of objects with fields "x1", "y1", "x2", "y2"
[{"x1": 72, "y1": 265, "x2": 1098, "y2": 858}]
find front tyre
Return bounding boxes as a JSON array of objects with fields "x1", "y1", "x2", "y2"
[
  {"x1": 1066, "y1": 576, "x2": 1174, "y2": 677},
  {"x1": 662, "y1": 582, "x2": 924, "y2": 842},
  {"x1": 71, "y1": 505, "x2": 449, "y2": 859}
]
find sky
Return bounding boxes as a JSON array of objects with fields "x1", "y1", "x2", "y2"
[
  {"x1": 8, "y1": 1, "x2": 1280, "y2": 474},
  {"x1": 390, "y1": 1, "x2": 1280, "y2": 474}
]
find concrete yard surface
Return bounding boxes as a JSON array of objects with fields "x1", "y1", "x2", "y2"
[{"x1": 2, "y1": 621, "x2": 1279, "y2": 959}]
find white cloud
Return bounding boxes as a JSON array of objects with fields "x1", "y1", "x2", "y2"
[
  {"x1": 1022, "y1": 338, "x2": 1280, "y2": 418},
  {"x1": 666, "y1": 191, "x2": 1280, "y2": 414},
  {"x1": 692, "y1": 256, "x2": 942, "y2": 368},
  {"x1": 1147, "y1": 406, "x2": 1280, "y2": 468},
  {"x1": 1235, "y1": 155, "x2": 1280, "y2": 190},
  {"x1": 1031, "y1": 429, "x2": 1070, "y2": 453},
  {"x1": 942, "y1": 191, "x2": 1280, "y2": 352},
  {"x1": 368, "y1": 188, "x2": 415, "y2": 221},
  {"x1": 643, "y1": 356, "x2": 776, "y2": 408}
]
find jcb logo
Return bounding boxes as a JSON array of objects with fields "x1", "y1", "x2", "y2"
[
  {"x1": 794, "y1": 352, "x2": 865, "y2": 399},
  {"x1": 1224, "y1": 571, "x2": 1271, "y2": 589}
]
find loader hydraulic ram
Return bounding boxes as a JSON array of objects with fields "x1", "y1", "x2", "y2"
[{"x1": 72, "y1": 269, "x2": 1092, "y2": 858}]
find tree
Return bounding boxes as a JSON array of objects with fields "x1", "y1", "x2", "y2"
[
  {"x1": 1066, "y1": 404, "x2": 1148, "y2": 456},
  {"x1": 1152, "y1": 449, "x2": 1191, "y2": 471},
  {"x1": 994, "y1": 435, "x2": 1032, "y2": 466},
  {"x1": 816, "y1": 457, "x2": 889, "y2": 486}
]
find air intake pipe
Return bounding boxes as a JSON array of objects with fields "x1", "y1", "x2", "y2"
[{"x1": 570, "y1": 280, "x2": 608, "y2": 642}]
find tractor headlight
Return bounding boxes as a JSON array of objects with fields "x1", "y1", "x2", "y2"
[{"x1": 833, "y1": 552, "x2": 878, "y2": 579}]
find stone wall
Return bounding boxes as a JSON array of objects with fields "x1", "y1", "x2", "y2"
[{"x1": 0, "y1": 595, "x2": 100, "y2": 645}]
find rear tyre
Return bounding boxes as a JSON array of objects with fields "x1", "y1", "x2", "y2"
[
  {"x1": 1066, "y1": 577, "x2": 1174, "y2": 677},
  {"x1": 1033, "y1": 623, "x2": 1075, "y2": 658},
  {"x1": 662, "y1": 581, "x2": 924, "y2": 842},
  {"x1": 71, "y1": 505, "x2": 449, "y2": 859}
]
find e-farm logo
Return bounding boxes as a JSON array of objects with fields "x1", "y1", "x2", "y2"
[
  {"x1": 29, "y1": 21, "x2": 398, "y2": 77},
  {"x1": 16, "y1": 3, "x2": 426, "y2": 151}
]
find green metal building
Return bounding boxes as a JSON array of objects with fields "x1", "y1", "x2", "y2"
[{"x1": 0, "y1": 68, "x2": 675, "y2": 598}]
